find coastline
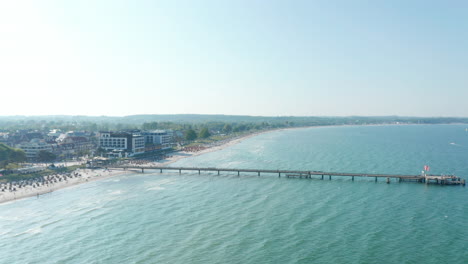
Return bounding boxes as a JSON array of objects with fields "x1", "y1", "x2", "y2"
[
  {"x1": 1, "y1": 123, "x2": 462, "y2": 205},
  {"x1": 1, "y1": 123, "x2": 430, "y2": 205},
  {"x1": 0, "y1": 129, "x2": 280, "y2": 205},
  {"x1": 0, "y1": 168, "x2": 130, "y2": 205},
  {"x1": 154, "y1": 129, "x2": 279, "y2": 166}
]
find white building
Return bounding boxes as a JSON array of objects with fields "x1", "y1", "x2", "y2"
[
  {"x1": 99, "y1": 132, "x2": 145, "y2": 156},
  {"x1": 17, "y1": 139, "x2": 53, "y2": 160},
  {"x1": 132, "y1": 135, "x2": 145, "y2": 154},
  {"x1": 143, "y1": 130, "x2": 173, "y2": 148},
  {"x1": 47, "y1": 129, "x2": 62, "y2": 138}
]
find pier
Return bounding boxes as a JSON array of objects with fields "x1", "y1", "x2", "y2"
[{"x1": 108, "y1": 166, "x2": 465, "y2": 186}]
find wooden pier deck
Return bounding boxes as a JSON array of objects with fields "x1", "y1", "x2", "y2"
[{"x1": 107, "y1": 165, "x2": 466, "y2": 186}]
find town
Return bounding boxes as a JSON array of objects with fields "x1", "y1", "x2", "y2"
[
  {"x1": 1, "y1": 114, "x2": 467, "y2": 179},
  {"x1": 0, "y1": 117, "x2": 281, "y2": 179},
  {"x1": 1, "y1": 129, "x2": 175, "y2": 162}
]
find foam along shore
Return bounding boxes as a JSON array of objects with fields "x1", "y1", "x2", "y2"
[
  {"x1": 150, "y1": 130, "x2": 269, "y2": 166},
  {"x1": 0, "y1": 168, "x2": 130, "y2": 204},
  {"x1": 0, "y1": 130, "x2": 272, "y2": 205}
]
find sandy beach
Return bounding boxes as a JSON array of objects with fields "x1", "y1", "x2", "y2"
[
  {"x1": 0, "y1": 124, "x2": 415, "y2": 205},
  {"x1": 0, "y1": 168, "x2": 130, "y2": 204},
  {"x1": 0, "y1": 129, "x2": 275, "y2": 205},
  {"x1": 152, "y1": 130, "x2": 271, "y2": 166}
]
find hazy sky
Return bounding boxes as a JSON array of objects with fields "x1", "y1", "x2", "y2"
[{"x1": 1, "y1": 0, "x2": 467, "y2": 117}]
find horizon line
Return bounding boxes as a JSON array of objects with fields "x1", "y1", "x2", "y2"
[{"x1": 0, "y1": 114, "x2": 468, "y2": 119}]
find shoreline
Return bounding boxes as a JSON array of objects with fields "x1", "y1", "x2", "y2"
[
  {"x1": 1, "y1": 123, "x2": 454, "y2": 205},
  {"x1": 0, "y1": 168, "x2": 130, "y2": 205},
  {"x1": 153, "y1": 129, "x2": 281, "y2": 166},
  {"x1": 0, "y1": 129, "x2": 280, "y2": 205}
]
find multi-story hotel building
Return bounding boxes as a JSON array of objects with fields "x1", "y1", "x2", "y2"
[
  {"x1": 142, "y1": 130, "x2": 173, "y2": 148},
  {"x1": 99, "y1": 132, "x2": 145, "y2": 156},
  {"x1": 17, "y1": 139, "x2": 54, "y2": 160}
]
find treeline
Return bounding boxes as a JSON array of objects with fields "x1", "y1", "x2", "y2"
[
  {"x1": 0, "y1": 143, "x2": 26, "y2": 169},
  {"x1": 141, "y1": 121, "x2": 286, "y2": 133},
  {"x1": 1, "y1": 115, "x2": 468, "y2": 132}
]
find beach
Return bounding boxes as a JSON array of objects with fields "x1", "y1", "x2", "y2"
[
  {"x1": 0, "y1": 130, "x2": 270, "y2": 205},
  {"x1": 0, "y1": 125, "x2": 406, "y2": 205},
  {"x1": 0, "y1": 168, "x2": 131, "y2": 204}
]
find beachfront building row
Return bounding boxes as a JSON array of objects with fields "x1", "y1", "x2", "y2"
[
  {"x1": 17, "y1": 139, "x2": 54, "y2": 160},
  {"x1": 16, "y1": 136, "x2": 96, "y2": 161},
  {"x1": 98, "y1": 132, "x2": 145, "y2": 157},
  {"x1": 9, "y1": 129, "x2": 175, "y2": 160}
]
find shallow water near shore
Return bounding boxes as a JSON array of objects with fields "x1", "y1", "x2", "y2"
[{"x1": 1, "y1": 125, "x2": 467, "y2": 264}]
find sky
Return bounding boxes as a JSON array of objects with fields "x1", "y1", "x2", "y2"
[{"x1": 1, "y1": 0, "x2": 467, "y2": 117}]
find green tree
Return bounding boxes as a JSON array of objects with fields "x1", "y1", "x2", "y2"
[
  {"x1": 10, "y1": 149, "x2": 26, "y2": 163},
  {"x1": 233, "y1": 124, "x2": 247, "y2": 132},
  {"x1": 142, "y1": 122, "x2": 158, "y2": 130},
  {"x1": 185, "y1": 129, "x2": 197, "y2": 141},
  {"x1": 0, "y1": 146, "x2": 9, "y2": 168},
  {"x1": 37, "y1": 150, "x2": 56, "y2": 163},
  {"x1": 199, "y1": 128, "x2": 211, "y2": 139},
  {"x1": 76, "y1": 149, "x2": 90, "y2": 157},
  {"x1": 222, "y1": 124, "x2": 232, "y2": 134},
  {"x1": 0, "y1": 144, "x2": 26, "y2": 168},
  {"x1": 96, "y1": 147, "x2": 106, "y2": 157}
]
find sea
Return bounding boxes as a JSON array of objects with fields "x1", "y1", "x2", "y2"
[{"x1": 1, "y1": 125, "x2": 467, "y2": 264}]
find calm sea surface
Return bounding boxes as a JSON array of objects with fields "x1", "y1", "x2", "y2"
[{"x1": 1, "y1": 125, "x2": 467, "y2": 264}]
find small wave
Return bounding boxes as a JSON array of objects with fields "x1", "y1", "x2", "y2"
[
  {"x1": 0, "y1": 230, "x2": 12, "y2": 236},
  {"x1": 102, "y1": 178, "x2": 121, "y2": 183},
  {"x1": 0, "y1": 200, "x2": 19, "y2": 207},
  {"x1": 0, "y1": 216, "x2": 23, "y2": 221},
  {"x1": 147, "y1": 186, "x2": 165, "y2": 191},
  {"x1": 109, "y1": 190, "x2": 123, "y2": 195},
  {"x1": 148, "y1": 178, "x2": 175, "y2": 185},
  {"x1": 14, "y1": 227, "x2": 42, "y2": 237},
  {"x1": 26, "y1": 227, "x2": 42, "y2": 234},
  {"x1": 40, "y1": 219, "x2": 62, "y2": 229},
  {"x1": 76, "y1": 205, "x2": 104, "y2": 216}
]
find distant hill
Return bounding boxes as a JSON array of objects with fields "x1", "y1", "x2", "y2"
[
  {"x1": 1, "y1": 114, "x2": 467, "y2": 125},
  {"x1": 0, "y1": 115, "x2": 467, "y2": 133}
]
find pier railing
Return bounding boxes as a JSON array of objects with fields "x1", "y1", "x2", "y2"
[{"x1": 106, "y1": 165, "x2": 465, "y2": 186}]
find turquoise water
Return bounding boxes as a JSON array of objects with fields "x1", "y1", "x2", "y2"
[{"x1": 1, "y1": 125, "x2": 467, "y2": 264}]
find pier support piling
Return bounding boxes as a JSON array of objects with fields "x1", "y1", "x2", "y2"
[{"x1": 108, "y1": 166, "x2": 465, "y2": 186}]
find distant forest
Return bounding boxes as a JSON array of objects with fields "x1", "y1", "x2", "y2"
[{"x1": 0, "y1": 115, "x2": 467, "y2": 132}]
